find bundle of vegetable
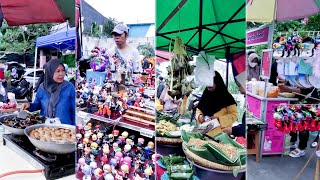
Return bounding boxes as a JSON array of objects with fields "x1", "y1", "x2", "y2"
[
  {"x1": 166, "y1": 36, "x2": 195, "y2": 98},
  {"x1": 160, "y1": 155, "x2": 193, "y2": 179},
  {"x1": 156, "y1": 120, "x2": 178, "y2": 136},
  {"x1": 156, "y1": 110, "x2": 180, "y2": 124}
]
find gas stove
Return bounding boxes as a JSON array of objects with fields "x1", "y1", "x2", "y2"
[{"x1": 2, "y1": 134, "x2": 75, "y2": 180}]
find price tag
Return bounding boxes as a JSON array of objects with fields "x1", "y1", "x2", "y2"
[
  {"x1": 78, "y1": 111, "x2": 89, "y2": 119},
  {"x1": 140, "y1": 130, "x2": 154, "y2": 138}
]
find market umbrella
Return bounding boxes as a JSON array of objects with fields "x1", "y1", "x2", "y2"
[
  {"x1": 156, "y1": 0, "x2": 246, "y2": 59},
  {"x1": 247, "y1": 0, "x2": 320, "y2": 22},
  {"x1": 0, "y1": 0, "x2": 75, "y2": 27}
]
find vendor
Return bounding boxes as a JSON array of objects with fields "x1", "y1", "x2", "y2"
[
  {"x1": 0, "y1": 66, "x2": 7, "y2": 102},
  {"x1": 21, "y1": 59, "x2": 75, "y2": 125},
  {"x1": 247, "y1": 52, "x2": 260, "y2": 81},
  {"x1": 156, "y1": 76, "x2": 165, "y2": 99},
  {"x1": 108, "y1": 23, "x2": 140, "y2": 84},
  {"x1": 196, "y1": 71, "x2": 238, "y2": 137},
  {"x1": 159, "y1": 83, "x2": 179, "y2": 111}
]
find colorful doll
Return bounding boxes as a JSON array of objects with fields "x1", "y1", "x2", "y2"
[
  {"x1": 82, "y1": 164, "x2": 92, "y2": 180},
  {"x1": 104, "y1": 173, "x2": 114, "y2": 180},
  {"x1": 103, "y1": 164, "x2": 112, "y2": 175},
  {"x1": 94, "y1": 168, "x2": 103, "y2": 180}
]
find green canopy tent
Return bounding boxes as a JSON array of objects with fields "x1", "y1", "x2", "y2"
[
  {"x1": 156, "y1": 0, "x2": 245, "y2": 58},
  {"x1": 156, "y1": 0, "x2": 246, "y2": 85}
]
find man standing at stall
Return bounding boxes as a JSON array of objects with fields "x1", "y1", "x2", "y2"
[{"x1": 108, "y1": 23, "x2": 140, "y2": 85}]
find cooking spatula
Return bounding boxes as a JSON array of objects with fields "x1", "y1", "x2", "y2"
[{"x1": 17, "y1": 110, "x2": 28, "y2": 119}]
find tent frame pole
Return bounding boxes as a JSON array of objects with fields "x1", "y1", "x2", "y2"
[
  {"x1": 198, "y1": 0, "x2": 203, "y2": 51},
  {"x1": 32, "y1": 47, "x2": 38, "y2": 101}
]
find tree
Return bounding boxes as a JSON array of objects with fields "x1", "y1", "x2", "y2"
[
  {"x1": 0, "y1": 21, "x2": 56, "y2": 53},
  {"x1": 303, "y1": 13, "x2": 320, "y2": 31},
  {"x1": 103, "y1": 18, "x2": 117, "y2": 37}
]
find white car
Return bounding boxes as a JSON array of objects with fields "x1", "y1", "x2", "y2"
[{"x1": 23, "y1": 69, "x2": 44, "y2": 86}]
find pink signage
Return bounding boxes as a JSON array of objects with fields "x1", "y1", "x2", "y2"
[
  {"x1": 261, "y1": 50, "x2": 272, "y2": 78},
  {"x1": 246, "y1": 26, "x2": 270, "y2": 46},
  {"x1": 246, "y1": 95, "x2": 262, "y2": 118}
]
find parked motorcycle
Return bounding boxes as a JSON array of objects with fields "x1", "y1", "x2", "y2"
[{"x1": 9, "y1": 77, "x2": 33, "y2": 102}]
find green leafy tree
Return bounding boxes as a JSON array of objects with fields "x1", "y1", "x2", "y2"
[
  {"x1": 0, "y1": 21, "x2": 55, "y2": 53},
  {"x1": 303, "y1": 13, "x2": 320, "y2": 31},
  {"x1": 137, "y1": 43, "x2": 155, "y2": 58},
  {"x1": 103, "y1": 18, "x2": 117, "y2": 37},
  {"x1": 61, "y1": 54, "x2": 76, "y2": 67}
]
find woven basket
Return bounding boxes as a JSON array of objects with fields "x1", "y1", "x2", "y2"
[
  {"x1": 182, "y1": 143, "x2": 246, "y2": 171},
  {"x1": 156, "y1": 137, "x2": 182, "y2": 144}
]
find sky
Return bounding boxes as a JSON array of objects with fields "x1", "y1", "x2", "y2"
[{"x1": 84, "y1": 0, "x2": 155, "y2": 24}]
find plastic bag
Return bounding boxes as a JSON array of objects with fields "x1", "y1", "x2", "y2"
[{"x1": 194, "y1": 51, "x2": 215, "y2": 87}]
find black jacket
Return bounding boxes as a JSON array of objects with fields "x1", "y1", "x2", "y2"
[{"x1": 232, "y1": 114, "x2": 245, "y2": 137}]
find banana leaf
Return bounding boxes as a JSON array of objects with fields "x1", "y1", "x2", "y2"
[
  {"x1": 181, "y1": 130, "x2": 202, "y2": 142},
  {"x1": 182, "y1": 130, "x2": 246, "y2": 166}
]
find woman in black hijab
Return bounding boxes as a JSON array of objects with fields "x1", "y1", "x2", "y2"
[{"x1": 196, "y1": 71, "x2": 238, "y2": 137}]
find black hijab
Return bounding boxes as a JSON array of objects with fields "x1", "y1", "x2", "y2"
[
  {"x1": 43, "y1": 59, "x2": 68, "y2": 118},
  {"x1": 197, "y1": 71, "x2": 237, "y2": 116}
]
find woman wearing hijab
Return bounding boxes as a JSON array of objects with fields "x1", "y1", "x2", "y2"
[
  {"x1": 247, "y1": 52, "x2": 260, "y2": 81},
  {"x1": 21, "y1": 59, "x2": 75, "y2": 125},
  {"x1": 196, "y1": 71, "x2": 238, "y2": 137}
]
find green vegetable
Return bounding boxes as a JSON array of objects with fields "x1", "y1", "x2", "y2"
[
  {"x1": 171, "y1": 165, "x2": 193, "y2": 173},
  {"x1": 170, "y1": 172, "x2": 193, "y2": 179}
]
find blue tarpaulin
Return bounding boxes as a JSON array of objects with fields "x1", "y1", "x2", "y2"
[{"x1": 36, "y1": 27, "x2": 76, "y2": 50}]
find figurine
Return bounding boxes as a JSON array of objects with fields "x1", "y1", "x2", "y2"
[
  {"x1": 76, "y1": 133, "x2": 82, "y2": 141},
  {"x1": 103, "y1": 164, "x2": 112, "y2": 175},
  {"x1": 116, "y1": 136, "x2": 125, "y2": 148},
  {"x1": 94, "y1": 168, "x2": 103, "y2": 180},
  {"x1": 124, "y1": 144, "x2": 131, "y2": 157},
  {"x1": 112, "y1": 130, "x2": 120, "y2": 138},
  {"x1": 125, "y1": 138, "x2": 133, "y2": 147},
  {"x1": 147, "y1": 142, "x2": 154, "y2": 150},
  {"x1": 104, "y1": 173, "x2": 114, "y2": 180},
  {"x1": 100, "y1": 156, "x2": 108, "y2": 166},
  {"x1": 113, "y1": 143, "x2": 120, "y2": 152},
  {"x1": 120, "y1": 164, "x2": 129, "y2": 179},
  {"x1": 78, "y1": 157, "x2": 86, "y2": 170},
  {"x1": 110, "y1": 158, "x2": 118, "y2": 173},
  {"x1": 78, "y1": 143, "x2": 84, "y2": 150},
  {"x1": 82, "y1": 164, "x2": 92, "y2": 180},
  {"x1": 144, "y1": 146, "x2": 152, "y2": 159},
  {"x1": 90, "y1": 161, "x2": 97, "y2": 170},
  {"x1": 84, "y1": 147, "x2": 91, "y2": 156},
  {"x1": 97, "y1": 102, "x2": 104, "y2": 115},
  {"x1": 144, "y1": 165, "x2": 153, "y2": 179},
  {"x1": 115, "y1": 152, "x2": 123, "y2": 164},
  {"x1": 121, "y1": 131, "x2": 129, "y2": 139},
  {"x1": 115, "y1": 172, "x2": 123, "y2": 180},
  {"x1": 136, "y1": 156, "x2": 146, "y2": 173},
  {"x1": 97, "y1": 132, "x2": 104, "y2": 145},
  {"x1": 103, "y1": 146, "x2": 110, "y2": 157}
]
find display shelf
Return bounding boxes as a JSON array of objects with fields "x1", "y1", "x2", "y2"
[{"x1": 77, "y1": 110, "x2": 155, "y2": 138}]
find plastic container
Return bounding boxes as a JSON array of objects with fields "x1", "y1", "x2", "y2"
[{"x1": 267, "y1": 86, "x2": 279, "y2": 98}]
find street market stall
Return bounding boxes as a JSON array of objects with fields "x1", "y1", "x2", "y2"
[
  {"x1": 155, "y1": 0, "x2": 246, "y2": 179},
  {"x1": 0, "y1": 1, "x2": 76, "y2": 180},
  {"x1": 246, "y1": 0, "x2": 320, "y2": 161}
]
